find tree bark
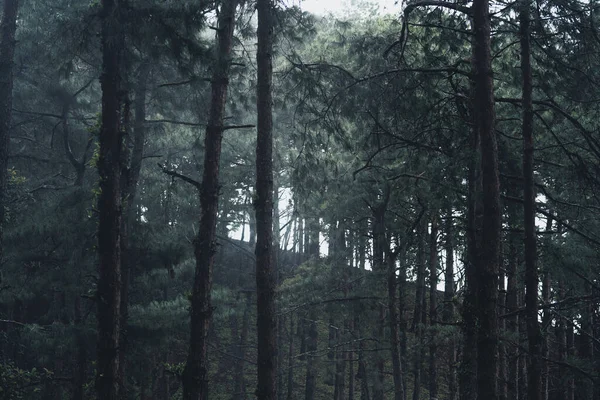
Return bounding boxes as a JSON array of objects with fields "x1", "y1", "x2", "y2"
[
  {"x1": 0, "y1": 0, "x2": 19, "y2": 291},
  {"x1": 520, "y1": 0, "x2": 542, "y2": 397},
  {"x1": 119, "y1": 62, "x2": 150, "y2": 399},
  {"x1": 473, "y1": 0, "x2": 501, "y2": 395},
  {"x1": 371, "y1": 191, "x2": 388, "y2": 400},
  {"x1": 460, "y1": 77, "x2": 480, "y2": 400},
  {"x1": 429, "y1": 215, "x2": 439, "y2": 400},
  {"x1": 413, "y1": 220, "x2": 427, "y2": 400},
  {"x1": 388, "y1": 249, "x2": 405, "y2": 400},
  {"x1": 286, "y1": 315, "x2": 295, "y2": 400},
  {"x1": 182, "y1": 1, "x2": 238, "y2": 398},
  {"x1": 506, "y1": 226, "x2": 519, "y2": 400},
  {"x1": 96, "y1": 0, "x2": 125, "y2": 398},
  {"x1": 304, "y1": 312, "x2": 318, "y2": 400},
  {"x1": 444, "y1": 208, "x2": 457, "y2": 400},
  {"x1": 255, "y1": 0, "x2": 277, "y2": 397}
]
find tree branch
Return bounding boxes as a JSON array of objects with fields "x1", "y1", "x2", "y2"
[{"x1": 158, "y1": 163, "x2": 202, "y2": 189}]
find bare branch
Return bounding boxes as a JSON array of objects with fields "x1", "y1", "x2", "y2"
[{"x1": 158, "y1": 163, "x2": 202, "y2": 189}]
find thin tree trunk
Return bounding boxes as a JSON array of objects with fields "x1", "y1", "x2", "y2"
[
  {"x1": 520, "y1": 0, "x2": 542, "y2": 397},
  {"x1": 460, "y1": 77, "x2": 481, "y2": 400},
  {"x1": 413, "y1": 221, "x2": 427, "y2": 400},
  {"x1": 305, "y1": 312, "x2": 318, "y2": 400},
  {"x1": 429, "y1": 215, "x2": 439, "y2": 400},
  {"x1": 119, "y1": 62, "x2": 150, "y2": 399},
  {"x1": 388, "y1": 248, "x2": 405, "y2": 400},
  {"x1": 255, "y1": 0, "x2": 277, "y2": 396},
  {"x1": 506, "y1": 228, "x2": 519, "y2": 400},
  {"x1": 182, "y1": 1, "x2": 238, "y2": 398},
  {"x1": 541, "y1": 270, "x2": 550, "y2": 400},
  {"x1": 371, "y1": 191, "x2": 388, "y2": 400},
  {"x1": 498, "y1": 263, "x2": 507, "y2": 400},
  {"x1": 398, "y1": 247, "x2": 408, "y2": 397},
  {"x1": 0, "y1": 0, "x2": 19, "y2": 277},
  {"x1": 287, "y1": 315, "x2": 295, "y2": 400},
  {"x1": 556, "y1": 281, "x2": 568, "y2": 400},
  {"x1": 348, "y1": 320, "x2": 355, "y2": 400},
  {"x1": 444, "y1": 208, "x2": 457, "y2": 400},
  {"x1": 566, "y1": 322, "x2": 575, "y2": 400},
  {"x1": 232, "y1": 291, "x2": 252, "y2": 399}
]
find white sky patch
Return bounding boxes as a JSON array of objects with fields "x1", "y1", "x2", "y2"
[{"x1": 285, "y1": 0, "x2": 403, "y2": 16}]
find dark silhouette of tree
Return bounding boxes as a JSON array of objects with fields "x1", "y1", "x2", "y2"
[
  {"x1": 96, "y1": 0, "x2": 126, "y2": 398},
  {"x1": 181, "y1": 0, "x2": 239, "y2": 398},
  {"x1": 255, "y1": 0, "x2": 277, "y2": 396},
  {"x1": 0, "y1": 0, "x2": 19, "y2": 287}
]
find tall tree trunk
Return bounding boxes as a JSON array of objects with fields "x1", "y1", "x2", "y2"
[
  {"x1": 444, "y1": 208, "x2": 457, "y2": 400},
  {"x1": 286, "y1": 315, "x2": 295, "y2": 400},
  {"x1": 305, "y1": 312, "x2": 318, "y2": 400},
  {"x1": 96, "y1": 1, "x2": 125, "y2": 399},
  {"x1": 556, "y1": 281, "x2": 568, "y2": 400},
  {"x1": 0, "y1": 0, "x2": 19, "y2": 300},
  {"x1": 429, "y1": 215, "x2": 439, "y2": 400},
  {"x1": 371, "y1": 190, "x2": 388, "y2": 400},
  {"x1": 473, "y1": 0, "x2": 501, "y2": 395},
  {"x1": 182, "y1": 1, "x2": 238, "y2": 398},
  {"x1": 119, "y1": 62, "x2": 150, "y2": 399},
  {"x1": 460, "y1": 78, "x2": 481, "y2": 400},
  {"x1": 413, "y1": 220, "x2": 427, "y2": 400},
  {"x1": 566, "y1": 321, "x2": 575, "y2": 400},
  {"x1": 234, "y1": 291, "x2": 252, "y2": 400},
  {"x1": 580, "y1": 285, "x2": 594, "y2": 399},
  {"x1": 520, "y1": 0, "x2": 542, "y2": 397},
  {"x1": 506, "y1": 228, "x2": 519, "y2": 400},
  {"x1": 388, "y1": 248, "x2": 405, "y2": 400},
  {"x1": 398, "y1": 247, "x2": 408, "y2": 396},
  {"x1": 255, "y1": 0, "x2": 277, "y2": 397},
  {"x1": 541, "y1": 270, "x2": 551, "y2": 400},
  {"x1": 498, "y1": 263, "x2": 507, "y2": 400}
]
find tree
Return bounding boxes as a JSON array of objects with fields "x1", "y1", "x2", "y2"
[
  {"x1": 96, "y1": 0, "x2": 126, "y2": 398},
  {"x1": 472, "y1": 0, "x2": 501, "y2": 397},
  {"x1": 255, "y1": 0, "x2": 277, "y2": 396},
  {"x1": 181, "y1": 0, "x2": 239, "y2": 398},
  {"x1": 520, "y1": 0, "x2": 542, "y2": 397},
  {"x1": 0, "y1": 0, "x2": 19, "y2": 287}
]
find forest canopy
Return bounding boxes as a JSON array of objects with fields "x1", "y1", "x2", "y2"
[{"x1": 1, "y1": 0, "x2": 599, "y2": 399}]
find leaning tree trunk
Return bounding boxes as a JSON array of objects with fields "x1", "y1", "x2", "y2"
[
  {"x1": 473, "y1": 0, "x2": 501, "y2": 396},
  {"x1": 520, "y1": 0, "x2": 542, "y2": 398},
  {"x1": 181, "y1": 1, "x2": 238, "y2": 398},
  {"x1": 0, "y1": 0, "x2": 19, "y2": 288},
  {"x1": 96, "y1": 0, "x2": 125, "y2": 398},
  {"x1": 255, "y1": 0, "x2": 277, "y2": 397}
]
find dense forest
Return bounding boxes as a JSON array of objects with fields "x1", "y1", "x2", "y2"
[{"x1": 1, "y1": 0, "x2": 600, "y2": 399}]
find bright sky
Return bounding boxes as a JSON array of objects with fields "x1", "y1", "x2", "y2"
[{"x1": 290, "y1": 0, "x2": 403, "y2": 16}]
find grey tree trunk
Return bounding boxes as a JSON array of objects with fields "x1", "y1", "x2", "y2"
[
  {"x1": 96, "y1": 0, "x2": 125, "y2": 398},
  {"x1": 0, "y1": 0, "x2": 19, "y2": 299}
]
